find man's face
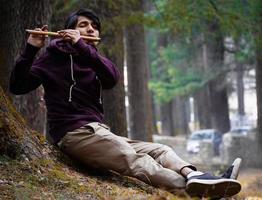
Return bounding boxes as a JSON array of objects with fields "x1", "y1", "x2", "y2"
[{"x1": 75, "y1": 16, "x2": 100, "y2": 39}]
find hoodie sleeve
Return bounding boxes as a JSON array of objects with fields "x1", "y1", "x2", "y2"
[
  {"x1": 9, "y1": 43, "x2": 42, "y2": 95},
  {"x1": 73, "y1": 38, "x2": 120, "y2": 89}
]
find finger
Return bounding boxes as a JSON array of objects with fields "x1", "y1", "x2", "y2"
[
  {"x1": 64, "y1": 33, "x2": 73, "y2": 38},
  {"x1": 32, "y1": 28, "x2": 42, "y2": 37},
  {"x1": 59, "y1": 32, "x2": 67, "y2": 38},
  {"x1": 57, "y1": 31, "x2": 64, "y2": 36},
  {"x1": 40, "y1": 25, "x2": 49, "y2": 38},
  {"x1": 62, "y1": 33, "x2": 72, "y2": 41},
  {"x1": 58, "y1": 30, "x2": 67, "y2": 37},
  {"x1": 63, "y1": 32, "x2": 76, "y2": 37},
  {"x1": 31, "y1": 27, "x2": 47, "y2": 39},
  {"x1": 41, "y1": 25, "x2": 48, "y2": 31}
]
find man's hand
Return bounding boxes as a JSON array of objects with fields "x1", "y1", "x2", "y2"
[
  {"x1": 27, "y1": 25, "x2": 48, "y2": 48},
  {"x1": 58, "y1": 29, "x2": 81, "y2": 44}
]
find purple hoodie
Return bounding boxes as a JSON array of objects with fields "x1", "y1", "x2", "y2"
[{"x1": 10, "y1": 38, "x2": 120, "y2": 144}]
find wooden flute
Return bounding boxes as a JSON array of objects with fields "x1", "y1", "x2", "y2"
[{"x1": 26, "y1": 29, "x2": 101, "y2": 42}]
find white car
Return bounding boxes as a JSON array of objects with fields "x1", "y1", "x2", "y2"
[
  {"x1": 229, "y1": 126, "x2": 253, "y2": 136},
  {"x1": 186, "y1": 129, "x2": 222, "y2": 155}
]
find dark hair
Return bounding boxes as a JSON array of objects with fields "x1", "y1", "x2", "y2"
[{"x1": 64, "y1": 8, "x2": 101, "y2": 33}]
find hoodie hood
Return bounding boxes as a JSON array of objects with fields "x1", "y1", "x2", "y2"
[{"x1": 47, "y1": 38, "x2": 79, "y2": 55}]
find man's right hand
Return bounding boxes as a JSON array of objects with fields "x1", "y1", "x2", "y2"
[{"x1": 27, "y1": 25, "x2": 48, "y2": 48}]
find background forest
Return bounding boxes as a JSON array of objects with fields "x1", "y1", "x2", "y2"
[{"x1": 0, "y1": 0, "x2": 262, "y2": 199}]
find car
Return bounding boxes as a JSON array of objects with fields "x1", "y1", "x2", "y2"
[
  {"x1": 186, "y1": 129, "x2": 222, "y2": 155},
  {"x1": 228, "y1": 126, "x2": 253, "y2": 136}
]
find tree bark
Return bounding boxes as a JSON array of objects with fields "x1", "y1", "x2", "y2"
[
  {"x1": 0, "y1": 0, "x2": 17, "y2": 92},
  {"x1": 195, "y1": 87, "x2": 212, "y2": 129},
  {"x1": 97, "y1": 1, "x2": 128, "y2": 137},
  {"x1": 144, "y1": 0, "x2": 158, "y2": 137},
  {"x1": 125, "y1": 1, "x2": 153, "y2": 141},
  {"x1": 236, "y1": 62, "x2": 245, "y2": 116},
  {"x1": 155, "y1": 33, "x2": 175, "y2": 136},
  {"x1": 193, "y1": 22, "x2": 230, "y2": 134},
  {"x1": 193, "y1": 35, "x2": 213, "y2": 129},
  {"x1": 172, "y1": 97, "x2": 190, "y2": 136},
  {"x1": 235, "y1": 39, "x2": 245, "y2": 116},
  {"x1": 194, "y1": 22, "x2": 230, "y2": 133},
  {"x1": 0, "y1": 0, "x2": 51, "y2": 134},
  {"x1": 205, "y1": 21, "x2": 230, "y2": 133},
  {"x1": 255, "y1": 14, "x2": 262, "y2": 151},
  {"x1": 150, "y1": 93, "x2": 159, "y2": 135},
  {"x1": 0, "y1": 87, "x2": 48, "y2": 160},
  {"x1": 125, "y1": 23, "x2": 149, "y2": 141},
  {"x1": 160, "y1": 102, "x2": 174, "y2": 136},
  {"x1": 209, "y1": 78, "x2": 230, "y2": 133}
]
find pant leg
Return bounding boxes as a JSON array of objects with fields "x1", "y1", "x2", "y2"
[
  {"x1": 123, "y1": 138, "x2": 196, "y2": 173},
  {"x1": 59, "y1": 122, "x2": 186, "y2": 189}
]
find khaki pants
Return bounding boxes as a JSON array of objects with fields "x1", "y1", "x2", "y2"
[{"x1": 58, "y1": 122, "x2": 195, "y2": 190}]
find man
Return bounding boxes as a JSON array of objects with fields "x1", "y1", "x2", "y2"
[{"x1": 9, "y1": 8, "x2": 242, "y2": 198}]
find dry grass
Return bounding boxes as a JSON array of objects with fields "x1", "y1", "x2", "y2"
[{"x1": 1, "y1": 155, "x2": 262, "y2": 200}]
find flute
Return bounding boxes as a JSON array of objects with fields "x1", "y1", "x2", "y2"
[{"x1": 26, "y1": 29, "x2": 101, "y2": 42}]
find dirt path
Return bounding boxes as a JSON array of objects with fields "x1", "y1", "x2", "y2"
[{"x1": 237, "y1": 168, "x2": 262, "y2": 199}]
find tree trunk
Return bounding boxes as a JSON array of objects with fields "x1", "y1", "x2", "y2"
[
  {"x1": 144, "y1": 0, "x2": 158, "y2": 137},
  {"x1": 195, "y1": 86, "x2": 212, "y2": 129},
  {"x1": 145, "y1": 45, "x2": 154, "y2": 141},
  {"x1": 0, "y1": 87, "x2": 48, "y2": 160},
  {"x1": 193, "y1": 35, "x2": 213, "y2": 129},
  {"x1": 209, "y1": 78, "x2": 230, "y2": 133},
  {"x1": 0, "y1": 0, "x2": 51, "y2": 152},
  {"x1": 172, "y1": 97, "x2": 190, "y2": 136},
  {"x1": 193, "y1": 23, "x2": 230, "y2": 134},
  {"x1": 205, "y1": 21, "x2": 230, "y2": 133},
  {"x1": 155, "y1": 32, "x2": 175, "y2": 136},
  {"x1": 255, "y1": 16, "x2": 262, "y2": 151},
  {"x1": 150, "y1": 93, "x2": 159, "y2": 134},
  {"x1": 0, "y1": 0, "x2": 17, "y2": 92},
  {"x1": 98, "y1": 2, "x2": 127, "y2": 137},
  {"x1": 234, "y1": 39, "x2": 245, "y2": 116},
  {"x1": 125, "y1": 1, "x2": 153, "y2": 141},
  {"x1": 236, "y1": 62, "x2": 245, "y2": 116},
  {"x1": 160, "y1": 102, "x2": 174, "y2": 136},
  {"x1": 102, "y1": 52, "x2": 127, "y2": 137},
  {"x1": 0, "y1": 0, "x2": 51, "y2": 134},
  {"x1": 125, "y1": 23, "x2": 149, "y2": 141}
]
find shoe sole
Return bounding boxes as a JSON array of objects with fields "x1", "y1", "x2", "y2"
[
  {"x1": 230, "y1": 158, "x2": 242, "y2": 179},
  {"x1": 186, "y1": 179, "x2": 241, "y2": 198}
]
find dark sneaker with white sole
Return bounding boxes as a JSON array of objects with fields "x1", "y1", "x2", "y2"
[
  {"x1": 186, "y1": 173, "x2": 241, "y2": 198},
  {"x1": 222, "y1": 158, "x2": 242, "y2": 179}
]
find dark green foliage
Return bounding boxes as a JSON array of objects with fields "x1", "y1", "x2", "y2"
[
  {"x1": 149, "y1": 42, "x2": 205, "y2": 103},
  {"x1": 145, "y1": 0, "x2": 261, "y2": 104}
]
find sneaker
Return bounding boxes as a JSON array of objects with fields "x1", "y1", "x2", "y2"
[
  {"x1": 186, "y1": 173, "x2": 241, "y2": 198},
  {"x1": 222, "y1": 158, "x2": 242, "y2": 179}
]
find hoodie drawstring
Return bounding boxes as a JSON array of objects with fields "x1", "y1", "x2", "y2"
[
  {"x1": 68, "y1": 54, "x2": 76, "y2": 102},
  {"x1": 96, "y1": 76, "x2": 102, "y2": 104},
  {"x1": 68, "y1": 54, "x2": 102, "y2": 105}
]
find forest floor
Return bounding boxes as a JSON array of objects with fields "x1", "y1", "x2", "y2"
[{"x1": 0, "y1": 155, "x2": 262, "y2": 200}]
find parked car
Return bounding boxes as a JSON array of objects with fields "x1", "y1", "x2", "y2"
[
  {"x1": 227, "y1": 126, "x2": 253, "y2": 136},
  {"x1": 186, "y1": 129, "x2": 222, "y2": 155}
]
